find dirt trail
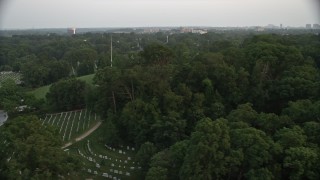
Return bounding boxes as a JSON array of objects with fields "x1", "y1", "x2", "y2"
[{"x1": 62, "y1": 121, "x2": 102, "y2": 149}]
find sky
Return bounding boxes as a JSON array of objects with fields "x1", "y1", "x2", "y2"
[{"x1": 0, "y1": 0, "x2": 319, "y2": 29}]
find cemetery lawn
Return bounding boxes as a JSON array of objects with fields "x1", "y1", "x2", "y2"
[
  {"x1": 29, "y1": 74, "x2": 95, "y2": 99},
  {"x1": 66, "y1": 121, "x2": 143, "y2": 180},
  {"x1": 41, "y1": 109, "x2": 100, "y2": 143}
]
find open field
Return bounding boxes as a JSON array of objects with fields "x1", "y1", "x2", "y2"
[
  {"x1": 31, "y1": 84, "x2": 51, "y2": 99},
  {"x1": 78, "y1": 73, "x2": 95, "y2": 84},
  {"x1": 30, "y1": 74, "x2": 95, "y2": 99}
]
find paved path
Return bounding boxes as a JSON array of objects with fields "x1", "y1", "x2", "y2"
[{"x1": 62, "y1": 121, "x2": 102, "y2": 149}]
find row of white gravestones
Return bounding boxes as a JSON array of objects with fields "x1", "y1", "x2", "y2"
[
  {"x1": 79, "y1": 149, "x2": 88, "y2": 159},
  {"x1": 105, "y1": 145, "x2": 117, "y2": 152},
  {"x1": 118, "y1": 149, "x2": 126, "y2": 155},
  {"x1": 87, "y1": 169, "x2": 98, "y2": 175},
  {"x1": 44, "y1": 114, "x2": 52, "y2": 126},
  {"x1": 112, "y1": 163, "x2": 128, "y2": 169},
  {"x1": 82, "y1": 109, "x2": 88, "y2": 130},
  {"x1": 109, "y1": 169, "x2": 131, "y2": 176},
  {"x1": 89, "y1": 170, "x2": 131, "y2": 180},
  {"x1": 96, "y1": 163, "x2": 101, "y2": 168},
  {"x1": 68, "y1": 112, "x2": 76, "y2": 140},
  {"x1": 127, "y1": 146, "x2": 135, "y2": 151},
  {"x1": 86, "y1": 142, "x2": 141, "y2": 169},
  {"x1": 87, "y1": 140, "x2": 95, "y2": 155},
  {"x1": 78, "y1": 143, "x2": 96, "y2": 162},
  {"x1": 78, "y1": 149, "x2": 97, "y2": 163},
  {"x1": 99, "y1": 155, "x2": 131, "y2": 166},
  {"x1": 87, "y1": 140, "x2": 101, "y2": 157},
  {"x1": 102, "y1": 173, "x2": 122, "y2": 179},
  {"x1": 59, "y1": 113, "x2": 69, "y2": 133},
  {"x1": 129, "y1": 166, "x2": 141, "y2": 170},
  {"x1": 81, "y1": 148, "x2": 131, "y2": 166},
  {"x1": 88, "y1": 156, "x2": 96, "y2": 163},
  {"x1": 88, "y1": 153, "x2": 134, "y2": 167},
  {"x1": 62, "y1": 112, "x2": 73, "y2": 141},
  {"x1": 55, "y1": 113, "x2": 63, "y2": 126},
  {"x1": 76, "y1": 109, "x2": 82, "y2": 132},
  {"x1": 84, "y1": 156, "x2": 133, "y2": 178},
  {"x1": 99, "y1": 154, "x2": 110, "y2": 159},
  {"x1": 61, "y1": 113, "x2": 69, "y2": 140},
  {"x1": 47, "y1": 115, "x2": 53, "y2": 124},
  {"x1": 105, "y1": 144, "x2": 135, "y2": 153},
  {"x1": 91, "y1": 146, "x2": 133, "y2": 164},
  {"x1": 51, "y1": 114, "x2": 59, "y2": 125},
  {"x1": 58, "y1": 113, "x2": 65, "y2": 125}
]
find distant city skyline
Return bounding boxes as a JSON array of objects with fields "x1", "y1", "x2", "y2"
[{"x1": 0, "y1": 0, "x2": 319, "y2": 29}]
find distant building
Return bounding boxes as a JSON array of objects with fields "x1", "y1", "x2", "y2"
[
  {"x1": 266, "y1": 24, "x2": 278, "y2": 29},
  {"x1": 143, "y1": 28, "x2": 160, "y2": 34},
  {"x1": 313, "y1": 24, "x2": 320, "y2": 29},
  {"x1": 254, "y1": 26, "x2": 265, "y2": 32},
  {"x1": 306, "y1": 24, "x2": 312, "y2": 29},
  {"x1": 180, "y1": 27, "x2": 193, "y2": 33},
  {"x1": 191, "y1": 29, "x2": 208, "y2": 34},
  {"x1": 179, "y1": 27, "x2": 207, "y2": 34},
  {"x1": 67, "y1": 28, "x2": 76, "y2": 35},
  {"x1": 280, "y1": 24, "x2": 283, "y2": 29}
]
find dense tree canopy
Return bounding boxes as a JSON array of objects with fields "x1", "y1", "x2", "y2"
[
  {"x1": 1, "y1": 31, "x2": 319, "y2": 179},
  {"x1": 46, "y1": 78, "x2": 87, "y2": 111},
  {"x1": 0, "y1": 116, "x2": 80, "y2": 179}
]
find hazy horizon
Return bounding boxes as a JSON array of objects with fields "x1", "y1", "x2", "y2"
[{"x1": 1, "y1": 0, "x2": 319, "y2": 29}]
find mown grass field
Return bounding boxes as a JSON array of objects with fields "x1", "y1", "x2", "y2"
[{"x1": 30, "y1": 74, "x2": 95, "y2": 99}]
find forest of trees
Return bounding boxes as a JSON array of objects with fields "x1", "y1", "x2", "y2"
[{"x1": 0, "y1": 31, "x2": 320, "y2": 179}]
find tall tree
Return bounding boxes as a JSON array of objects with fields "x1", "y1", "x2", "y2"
[
  {"x1": 0, "y1": 116, "x2": 80, "y2": 179},
  {"x1": 140, "y1": 43, "x2": 174, "y2": 66},
  {"x1": 180, "y1": 118, "x2": 232, "y2": 179},
  {"x1": 46, "y1": 78, "x2": 87, "y2": 111}
]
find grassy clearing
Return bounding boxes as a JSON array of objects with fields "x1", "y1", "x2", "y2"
[
  {"x1": 29, "y1": 74, "x2": 95, "y2": 99},
  {"x1": 31, "y1": 84, "x2": 51, "y2": 99},
  {"x1": 78, "y1": 74, "x2": 95, "y2": 84}
]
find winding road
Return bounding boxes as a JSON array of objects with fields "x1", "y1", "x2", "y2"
[{"x1": 62, "y1": 121, "x2": 102, "y2": 149}]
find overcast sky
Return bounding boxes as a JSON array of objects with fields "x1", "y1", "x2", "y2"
[{"x1": 0, "y1": 0, "x2": 319, "y2": 29}]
